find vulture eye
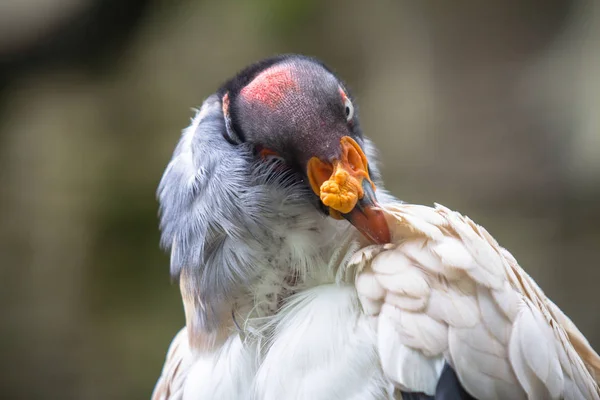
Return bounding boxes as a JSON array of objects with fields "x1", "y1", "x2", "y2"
[{"x1": 344, "y1": 98, "x2": 354, "y2": 121}]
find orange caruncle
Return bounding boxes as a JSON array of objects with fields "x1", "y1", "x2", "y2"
[
  {"x1": 307, "y1": 136, "x2": 373, "y2": 215},
  {"x1": 320, "y1": 164, "x2": 363, "y2": 214}
]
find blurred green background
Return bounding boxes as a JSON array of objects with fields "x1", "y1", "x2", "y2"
[{"x1": 0, "y1": 0, "x2": 599, "y2": 398}]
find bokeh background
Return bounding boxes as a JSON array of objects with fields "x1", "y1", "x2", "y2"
[{"x1": 1, "y1": 0, "x2": 599, "y2": 398}]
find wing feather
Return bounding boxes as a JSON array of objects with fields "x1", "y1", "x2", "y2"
[
  {"x1": 427, "y1": 282, "x2": 479, "y2": 328},
  {"x1": 382, "y1": 303, "x2": 449, "y2": 357},
  {"x1": 476, "y1": 286, "x2": 512, "y2": 346},
  {"x1": 449, "y1": 325, "x2": 526, "y2": 399},
  {"x1": 378, "y1": 313, "x2": 445, "y2": 395},
  {"x1": 508, "y1": 302, "x2": 561, "y2": 399},
  {"x1": 353, "y1": 203, "x2": 600, "y2": 399}
]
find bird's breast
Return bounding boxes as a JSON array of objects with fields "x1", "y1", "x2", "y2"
[{"x1": 251, "y1": 284, "x2": 394, "y2": 400}]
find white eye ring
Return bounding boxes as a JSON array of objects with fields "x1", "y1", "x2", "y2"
[{"x1": 344, "y1": 98, "x2": 354, "y2": 121}]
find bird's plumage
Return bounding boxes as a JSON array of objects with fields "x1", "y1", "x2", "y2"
[
  {"x1": 153, "y1": 55, "x2": 599, "y2": 399},
  {"x1": 157, "y1": 91, "x2": 369, "y2": 339},
  {"x1": 350, "y1": 203, "x2": 600, "y2": 400},
  {"x1": 154, "y1": 200, "x2": 600, "y2": 399}
]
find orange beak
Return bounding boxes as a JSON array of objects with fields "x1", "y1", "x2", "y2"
[{"x1": 307, "y1": 136, "x2": 391, "y2": 244}]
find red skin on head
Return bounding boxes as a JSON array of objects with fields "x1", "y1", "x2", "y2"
[
  {"x1": 241, "y1": 65, "x2": 298, "y2": 108},
  {"x1": 339, "y1": 87, "x2": 348, "y2": 103}
]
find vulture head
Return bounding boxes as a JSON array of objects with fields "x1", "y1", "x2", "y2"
[{"x1": 219, "y1": 54, "x2": 390, "y2": 244}]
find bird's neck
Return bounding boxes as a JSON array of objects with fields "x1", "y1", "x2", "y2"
[
  {"x1": 242, "y1": 205, "x2": 357, "y2": 313},
  {"x1": 182, "y1": 195, "x2": 359, "y2": 353}
]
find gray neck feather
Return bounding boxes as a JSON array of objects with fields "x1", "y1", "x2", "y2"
[
  {"x1": 157, "y1": 94, "x2": 393, "y2": 335},
  {"x1": 158, "y1": 95, "x2": 345, "y2": 332}
]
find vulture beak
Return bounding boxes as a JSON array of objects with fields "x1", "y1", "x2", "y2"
[
  {"x1": 341, "y1": 180, "x2": 390, "y2": 245},
  {"x1": 307, "y1": 136, "x2": 391, "y2": 244}
]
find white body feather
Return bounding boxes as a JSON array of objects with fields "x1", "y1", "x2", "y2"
[{"x1": 153, "y1": 203, "x2": 600, "y2": 400}]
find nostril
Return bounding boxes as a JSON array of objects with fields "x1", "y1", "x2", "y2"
[
  {"x1": 340, "y1": 136, "x2": 369, "y2": 177},
  {"x1": 347, "y1": 147, "x2": 363, "y2": 172}
]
